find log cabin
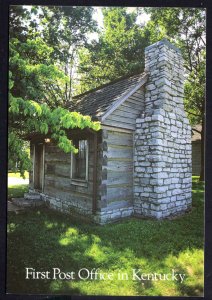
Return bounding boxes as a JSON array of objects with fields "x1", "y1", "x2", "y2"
[{"x1": 27, "y1": 39, "x2": 192, "y2": 224}]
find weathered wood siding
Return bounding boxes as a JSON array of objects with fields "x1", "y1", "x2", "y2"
[
  {"x1": 102, "y1": 87, "x2": 145, "y2": 130},
  {"x1": 101, "y1": 128, "x2": 134, "y2": 209},
  {"x1": 30, "y1": 131, "x2": 102, "y2": 215},
  {"x1": 44, "y1": 141, "x2": 93, "y2": 211},
  {"x1": 29, "y1": 143, "x2": 34, "y2": 189}
]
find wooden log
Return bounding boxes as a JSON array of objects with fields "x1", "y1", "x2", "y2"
[
  {"x1": 103, "y1": 171, "x2": 133, "y2": 185},
  {"x1": 118, "y1": 104, "x2": 143, "y2": 115},
  {"x1": 107, "y1": 199, "x2": 133, "y2": 208},
  {"x1": 106, "y1": 196, "x2": 133, "y2": 204},
  {"x1": 45, "y1": 174, "x2": 93, "y2": 193},
  {"x1": 107, "y1": 144, "x2": 133, "y2": 150},
  {"x1": 103, "y1": 119, "x2": 135, "y2": 130},
  {"x1": 106, "y1": 160, "x2": 133, "y2": 172},
  {"x1": 55, "y1": 163, "x2": 70, "y2": 177},
  {"x1": 45, "y1": 152, "x2": 70, "y2": 162},
  {"x1": 104, "y1": 147, "x2": 133, "y2": 159},
  {"x1": 101, "y1": 125, "x2": 133, "y2": 133},
  {"x1": 106, "y1": 114, "x2": 136, "y2": 125},
  {"x1": 112, "y1": 109, "x2": 138, "y2": 120},
  {"x1": 106, "y1": 185, "x2": 133, "y2": 202},
  {"x1": 129, "y1": 88, "x2": 144, "y2": 98},
  {"x1": 45, "y1": 163, "x2": 56, "y2": 174},
  {"x1": 127, "y1": 93, "x2": 144, "y2": 103},
  {"x1": 45, "y1": 163, "x2": 71, "y2": 178},
  {"x1": 45, "y1": 145, "x2": 62, "y2": 153},
  {"x1": 45, "y1": 175, "x2": 71, "y2": 189},
  {"x1": 121, "y1": 101, "x2": 144, "y2": 112},
  {"x1": 105, "y1": 131, "x2": 133, "y2": 146}
]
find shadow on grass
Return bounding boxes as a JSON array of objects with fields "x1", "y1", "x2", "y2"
[{"x1": 7, "y1": 178, "x2": 204, "y2": 296}]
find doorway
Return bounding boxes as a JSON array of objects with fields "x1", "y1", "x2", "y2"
[{"x1": 33, "y1": 143, "x2": 44, "y2": 191}]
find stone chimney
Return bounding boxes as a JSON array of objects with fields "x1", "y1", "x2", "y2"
[{"x1": 134, "y1": 39, "x2": 192, "y2": 218}]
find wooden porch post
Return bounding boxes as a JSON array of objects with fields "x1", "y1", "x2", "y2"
[{"x1": 92, "y1": 132, "x2": 98, "y2": 213}]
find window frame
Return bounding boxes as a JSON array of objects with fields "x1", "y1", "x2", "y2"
[{"x1": 70, "y1": 139, "x2": 89, "y2": 184}]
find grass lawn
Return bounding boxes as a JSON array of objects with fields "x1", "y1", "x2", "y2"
[
  {"x1": 7, "y1": 177, "x2": 204, "y2": 296},
  {"x1": 8, "y1": 171, "x2": 29, "y2": 199},
  {"x1": 8, "y1": 184, "x2": 29, "y2": 199}
]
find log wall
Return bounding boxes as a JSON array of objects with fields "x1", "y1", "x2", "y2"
[
  {"x1": 99, "y1": 127, "x2": 134, "y2": 222},
  {"x1": 30, "y1": 131, "x2": 103, "y2": 216}
]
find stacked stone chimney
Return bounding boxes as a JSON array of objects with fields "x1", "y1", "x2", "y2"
[{"x1": 134, "y1": 39, "x2": 192, "y2": 218}]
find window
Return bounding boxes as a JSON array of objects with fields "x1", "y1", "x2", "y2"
[{"x1": 71, "y1": 139, "x2": 88, "y2": 181}]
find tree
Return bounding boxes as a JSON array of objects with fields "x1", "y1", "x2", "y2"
[
  {"x1": 143, "y1": 8, "x2": 206, "y2": 180},
  {"x1": 9, "y1": 79, "x2": 100, "y2": 176},
  {"x1": 9, "y1": 6, "x2": 100, "y2": 176},
  {"x1": 9, "y1": 36, "x2": 69, "y2": 107},
  {"x1": 10, "y1": 6, "x2": 98, "y2": 106},
  {"x1": 77, "y1": 7, "x2": 151, "y2": 93},
  {"x1": 37, "y1": 6, "x2": 98, "y2": 101}
]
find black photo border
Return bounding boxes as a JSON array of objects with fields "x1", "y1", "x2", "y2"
[{"x1": 0, "y1": 0, "x2": 211, "y2": 299}]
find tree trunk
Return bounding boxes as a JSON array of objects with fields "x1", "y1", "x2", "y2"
[{"x1": 199, "y1": 117, "x2": 205, "y2": 181}]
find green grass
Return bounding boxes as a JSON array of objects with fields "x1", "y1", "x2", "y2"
[
  {"x1": 8, "y1": 171, "x2": 29, "y2": 199},
  {"x1": 7, "y1": 177, "x2": 204, "y2": 296},
  {"x1": 8, "y1": 184, "x2": 29, "y2": 199}
]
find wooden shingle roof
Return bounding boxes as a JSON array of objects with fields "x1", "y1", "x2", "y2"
[{"x1": 69, "y1": 72, "x2": 147, "y2": 120}]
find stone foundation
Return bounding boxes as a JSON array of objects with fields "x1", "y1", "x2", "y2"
[{"x1": 30, "y1": 189, "x2": 133, "y2": 225}]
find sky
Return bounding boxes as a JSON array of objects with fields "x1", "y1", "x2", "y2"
[
  {"x1": 92, "y1": 7, "x2": 150, "y2": 28},
  {"x1": 90, "y1": 7, "x2": 150, "y2": 41}
]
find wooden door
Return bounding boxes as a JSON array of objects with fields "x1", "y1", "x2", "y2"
[{"x1": 34, "y1": 143, "x2": 44, "y2": 191}]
